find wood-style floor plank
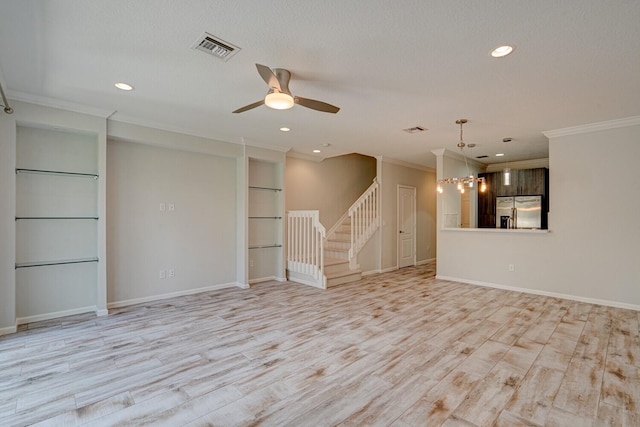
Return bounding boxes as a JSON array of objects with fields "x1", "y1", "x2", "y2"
[{"x1": 0, "y1": 261, "x2": 638, "y2": 426}]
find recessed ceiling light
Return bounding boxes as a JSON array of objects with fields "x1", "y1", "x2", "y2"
[
  {"x1": 280, "y1": 127, "x2": 290, "y2": 132},
  {"x1": 313, "y1": 149, "x2": 321, "y2": 153},
  {"x1": 496, "y1": 153, "x2": 505, "y2": 157},
  {"x1": 490, "y1": 45, "x2": 515, "y2": 58},
  {"x1": 114, "y1": 82, "x2": 134, "y2": 91}
]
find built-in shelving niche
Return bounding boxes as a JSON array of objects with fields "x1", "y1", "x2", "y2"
[
  {"x1": 248, "y1": 159, "x2": 284, "y2": 283},
  {"x1": 15, "y1": 126, "x2": 99, "y2": 321}
]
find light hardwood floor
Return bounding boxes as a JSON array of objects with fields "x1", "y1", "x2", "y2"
[{"x1": 1, "y1": 262, "x2": 639, "y2": 426}]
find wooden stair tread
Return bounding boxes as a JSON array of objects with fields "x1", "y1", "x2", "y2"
[
  {"x1": 324, "y1": 257, "x2": 349, "y2": 266},
  {"x1": 327, "y1": 237, "x2": 350, "y2": 243},
  {"x1": 325, "y1": 247, "x2": 349, "y2": 253}
]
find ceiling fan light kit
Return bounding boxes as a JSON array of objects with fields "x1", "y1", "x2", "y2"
[
  {"x1": 233, "y1": 63, "x2": 339, "y2": 114},
  {"x1": 265, "y1": 91, "x2": 294, "y2": 110}
]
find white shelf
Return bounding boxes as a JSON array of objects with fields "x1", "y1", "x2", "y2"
[
  {"x1": 16, "y1": 257, "x2": 99, "y2": 269},
  {"x1": 16, "y1": 217, "x2": 98, "y2": 220},
  {"x1": 249, "y1": 186, "x2": 281, "y2": 192},
  {"x1": 16, "y1": 168, "x2": 98, "y2": 179}
]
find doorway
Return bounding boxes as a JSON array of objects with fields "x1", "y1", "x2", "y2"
[
  {"x1": 461, "y1": 190, "x2": 471, "y2": 228},
  {"x1": 397, "y1": 185, "x2": 416, "y2": 268}
]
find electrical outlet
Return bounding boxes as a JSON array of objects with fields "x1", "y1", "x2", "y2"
[
  {"x1": 159, "y1": 203, "x2": 166, "y2": 212},
  {"x1": 168, "y1": 203, "x2": 175, "y2": 212},
  {"x1": 508, "y1": 264, "x2": 515, "y2": 272},
  {"x1": 168, "y1": 268, "x2": 175, "y2": 278},
  {"x1": 159, "y1": 270, "x2": 166, "y2": 279}
]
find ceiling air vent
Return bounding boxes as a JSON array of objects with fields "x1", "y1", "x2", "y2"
[
  {"x1": 403, "y1": 126, "x2": 428, "y2": 134},
  {"x1": 476, "y1": 155, "x2": 489, "y2": 159},
  {"x1": 192, "y1": 32, "x2": 241, "y2": 62}
]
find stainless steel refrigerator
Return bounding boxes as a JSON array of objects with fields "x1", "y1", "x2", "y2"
[{"x1": 496, "y1": 195, "x2": 542, "y2": 229}]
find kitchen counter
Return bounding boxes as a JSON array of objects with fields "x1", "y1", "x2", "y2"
[{"x1": 441, "y1": 227, "x2": 551, "y2": 234}]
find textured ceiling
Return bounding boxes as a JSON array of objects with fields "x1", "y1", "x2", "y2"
[{"x1": 1, "y1": 1, "x2": 639, "y2": 168}]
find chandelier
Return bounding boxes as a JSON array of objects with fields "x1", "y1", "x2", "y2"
[{"x1": 437, "y1": 119, "x2": 487, "y2": 194}]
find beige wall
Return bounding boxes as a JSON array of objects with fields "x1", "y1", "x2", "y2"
[
  {"x1": 437, "y1": 120, "x2": 640, "y2": 309},
  {"x1": 285, "y1": 153, "x2": 377, "y2": 229},
  {"x1": 379, "y1": 160, "x2": 437, "y2": 271}
]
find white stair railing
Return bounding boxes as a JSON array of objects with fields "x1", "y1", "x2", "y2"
[
  {"x1": 287, "y1": 210, "x2": 326, "y2": 287},
  {"x1": 348, "y1": 179, "x2": 379, "y2": 269}
]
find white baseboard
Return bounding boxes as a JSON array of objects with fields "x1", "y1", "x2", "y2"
[
  {"x1": 248, "y1": 276, "x2": 286, "y2": 285},
  {"x1": 362, "y1": 269, "x2": 381, "y2": 276},
  {"x1": 436, "y1": 275, "x2": 640, "y2": 312},
  {"x1": 287, "y1": 275, "x2": 326, "y2": 289},
  {"x1": 0, "y1": 324, "x2": 17, "y2": 336},
  {"x1": 287, "y1": 269, "x2": 326, "y2": 289},
  {"x1": 16, "y1": 305, "x2": 97, "y2": 326},
  {"x1": 107, "y1": 282, "x2": 239, "y2": 309},
  {"x1": 290, "y1": 277, "x2": 326, "y2": 289},
  {"x1": 416, "y1": 258, "x2": 436, "y2": 266},
  {"x1": 381, "y1": 266, "x2": 398, "y2": 274},
  {"x1": 95, "y1": 308, "x2": 109, "y2": 317},
  {"x1": 235, "y1": 282, "x2": 250, "y2": 289}
]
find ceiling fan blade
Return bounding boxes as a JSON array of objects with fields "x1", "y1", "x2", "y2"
[
  {"x1": 232, "y1": 100, "x2": 264, "y2": 114},
  {"x1": 295, "y1": 96, "x2": 340, "y2": 114},
  {"x1": 256, "y1": 64, "x2": 281, "y2": 91}
]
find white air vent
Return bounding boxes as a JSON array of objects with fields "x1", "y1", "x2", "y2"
[
  {"x1": 192, "y1": 32, "x2": 240, "y2": 62},
  {"x1": 403, "y1": 126, "x2": 428, "y2": 134}
]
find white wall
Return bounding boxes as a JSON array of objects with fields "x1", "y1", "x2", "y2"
[
  {"x1": 0, "y1": 101, "x2": 108, "y2": 333},
  {"x1": 437, "y1": 120, "x2": 640, "y2": 309},
  {"x1": 106, "y1": 139, "x2": 238, "y2": 305},
  {"x1": 0, "y1": 111, "x2": 16, "y2": 333},
  {"x1": 248, "y1": 158, "x2": 285, "y2": 283}
]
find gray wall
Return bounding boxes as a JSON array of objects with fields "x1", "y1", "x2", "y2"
[{"x1": 106, "y1": 140, "x2": 238, "y2": 305}]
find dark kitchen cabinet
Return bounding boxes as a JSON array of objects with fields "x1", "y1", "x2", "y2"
[{"x1": 478, "y1": 167, "x2": 548, "y2": 228}]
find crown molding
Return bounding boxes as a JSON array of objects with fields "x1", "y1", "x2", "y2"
[
  {"x1": 111, "y1": 115, "x2": 290, "y2": 155},
  {"x1": 7, "y1": 90, "x2": 116, "y2": 118},
  {"x1": 110, "y1": 113, "x2": 237, "y2": 143},
  {"x1": 286, "y1": 150, "x2": 324, "y2": 162},
  {"x1": 543, "y1": 116, "x2": 640, "y2": 138},
  {"x1": 485, "y1": 158, "x2": 549, "y2": 173},
  {"x1": 380, "y1": 156, "x2": 435, "y2": 173},
  {"x1": 432, "y1": 148, "x2": 484, "y2": 169},
  {"x1": 240, "y1": 137, "x2": 290, "y2": 153}
]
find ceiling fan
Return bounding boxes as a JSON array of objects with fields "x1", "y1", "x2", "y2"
[{"x1": 233, "y1": 64, "x2": 340, "y2": 114}]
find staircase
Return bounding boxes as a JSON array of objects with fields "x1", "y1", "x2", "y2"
[
  {"x1": 324, "y1": 216, "x2": 362, "y2": 287},
  {"x1": 287, "y1": 178, "x2": 379, "y2": 289}
]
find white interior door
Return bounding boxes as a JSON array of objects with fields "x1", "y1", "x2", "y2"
[{"x1": 398, "y1": 185, "x2": 416, "y2": 268}]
